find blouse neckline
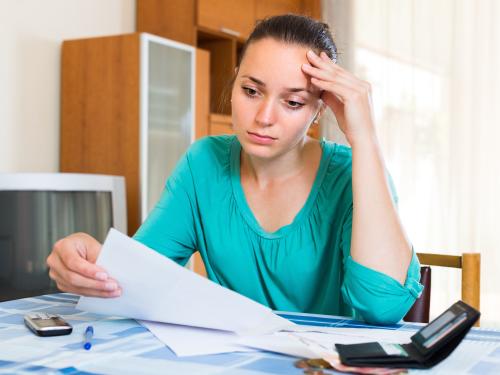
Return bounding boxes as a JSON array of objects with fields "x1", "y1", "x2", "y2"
[{"x1": 230, "y1": 136, "x2": 334, "y2": 239}]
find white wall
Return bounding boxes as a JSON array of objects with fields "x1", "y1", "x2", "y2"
[{"x1": 0, "y1": 0, "x2": 135, "y2": 172}]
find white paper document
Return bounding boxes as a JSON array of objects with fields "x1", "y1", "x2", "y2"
[
  {"x1": 237, "y1": 332, "x2": 330, "y2": 359},
  {"x1": 139, "y1": 320, "x2": 329, "y2": 358},
  {"x1": 237, "y1": 328, "x2": 415, "y2": 359},
  {"x1": 282, "y1": 326, "x2": 415, "y2": 344},
  {"x1": 77, "y1": 229, "x2": 293, "y2": 335},
  {"x1": 139, "y1": 318, "x2": 414, "y2": 358},
  {"x1": 138, "y1": 320, "x2": 256, "y2": 356},
  {"x1": 76, "y1": 229, "x2": 420, "y2": 360}
]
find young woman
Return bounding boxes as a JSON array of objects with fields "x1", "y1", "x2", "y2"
[{"x1": 47, "y1": 15, "x2": 422, "y2": 324}]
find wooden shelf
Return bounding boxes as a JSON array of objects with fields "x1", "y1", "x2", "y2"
[
  {"x1": 209, "y1": 113, "x2": 233, "y2": 135},
  {"x1": 136, "y1": 0, "x2": 322, "y2": 134},
  {"x1": 197, "y1": 26, "x2": 246, "y2": 44}
]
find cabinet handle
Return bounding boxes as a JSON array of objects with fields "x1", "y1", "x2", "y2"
[{"x1": 220, "y1": 27, "x2": 241, "y2": 37}]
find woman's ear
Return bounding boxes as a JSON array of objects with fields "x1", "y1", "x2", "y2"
[{"x1": 313, "y1": 102, "x2": 326, "y2": 124}]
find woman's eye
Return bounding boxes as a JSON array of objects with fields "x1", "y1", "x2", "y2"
[
  {"x1": 287, "y1": 100, "x2": 304, "y2": 109},
  {"x1": 243, "y1": 87, "x2": 258, "y2": 97}
]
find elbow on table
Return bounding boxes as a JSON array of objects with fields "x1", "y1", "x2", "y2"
[
  {"x1": 341, "y1": 252, "x2": 423, "y2": 325},
  {"x1": 341, "y1": 283, "x2": 420, "y2": 325},
  {"x1": 360, "y1": 300, "x2": 413, "y2": 325}
]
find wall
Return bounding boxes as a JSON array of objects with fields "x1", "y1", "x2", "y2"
[{"x1": 0, "y1": 0, "x2": 135, "y2": 172}]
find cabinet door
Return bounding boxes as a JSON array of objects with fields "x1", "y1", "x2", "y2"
[
  {"x1": 196, "y1": 48, "x2": 211, "y2": 139},
  {"x1": 255, "y1": 0, "x2": 302, "y2": 20},
  {"x1": 142, "y1": 35, "x2": 195, "y2": 219},
  {"x1": 209, "y1": 114, "x2": 233, "y2": 135},
  {"x1": 137, "y1": 0, "x2": 197, "y2": 45},
  {"x1": 198, "y1": 0, "x2": 255, "y2": 39},
  {"x1": 256, "y1": 0, "x2": 322, "y2": 20}
]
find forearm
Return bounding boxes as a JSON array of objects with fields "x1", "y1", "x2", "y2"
[
  {"x1": 302, "y1": 50, "x2": 413, "y2": 283},
  {"x1": 350, "y1": 135, "x2": 412, "y2": 284}
]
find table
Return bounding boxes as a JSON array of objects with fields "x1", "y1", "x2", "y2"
[{"x1": 1, "y1": 294, "x2": 499, "y2": 374}]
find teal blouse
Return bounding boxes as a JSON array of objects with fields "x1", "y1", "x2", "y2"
[{"x1": 134, "y1": 135, "x2": 423, "y2": 324}]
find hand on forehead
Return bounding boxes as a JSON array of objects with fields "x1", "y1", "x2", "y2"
[{"x1": 237, "y1": 38, "x2": 323, "y2": 98}]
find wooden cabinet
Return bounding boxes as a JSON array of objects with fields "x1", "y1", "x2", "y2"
[
  {"x1": 198, "y1": 0, "x2": 256, "y2": 39},
  {"x1": 137, "y1": 0, "x2": 322, "y2": 127},
  {"x1": 61, "y1": 2, "x2": 321, "y2": 277},
  {"x1": 136, "y1": 0, "x2": 197, "y2": 45},
  {"x1": 60, "y1": 33, "x2": 209, "y2": 235},
  {"x1": 255, "y1": 0, "x2": 302, "y2": 20},
  {"x1": 210, "y1": 114, "x2": 233, "y2": 135},
  {"x1": 197, "y1": 37, "x2": 236, "y2": 115}
]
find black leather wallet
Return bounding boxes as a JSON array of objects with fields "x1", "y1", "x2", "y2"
[{"x1": 335, "y1": 301, "x2": 480, "y2": 369}]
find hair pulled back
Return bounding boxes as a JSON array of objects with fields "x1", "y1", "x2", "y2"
[{"x1": 239, "y1": 14, "x2": 337, "y2": 65}]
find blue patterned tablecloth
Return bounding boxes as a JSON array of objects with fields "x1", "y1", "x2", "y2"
[{"x1": 1, "y1": 294, "x2": 499, "y2": 374}]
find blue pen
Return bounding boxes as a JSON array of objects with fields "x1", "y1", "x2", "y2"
[{"x1": 83, "y1": 325, "x2": 94, "y2": 350}]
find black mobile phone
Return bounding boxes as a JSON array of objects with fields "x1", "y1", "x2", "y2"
[{"x1": 24, "y1": 313, "x2": 73, "y2": 337}]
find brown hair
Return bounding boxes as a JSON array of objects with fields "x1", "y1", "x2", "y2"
[
  {"x1": 239, "y1": 14, "x2": 337, "y2": 65},
  {"x1": 220, "y1": 14, "x2": 337, "y2": 111}
]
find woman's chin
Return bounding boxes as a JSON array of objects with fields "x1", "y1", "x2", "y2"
[{"x1": 240, "y1": 141, "x2": 278, "y2": 159}]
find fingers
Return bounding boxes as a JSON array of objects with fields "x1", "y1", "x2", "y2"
[
  {"x1": 54, "y1": 277, "x2": 122, "y2": 298},
  {"x1": 303, "y1": 62, "x2": 365, "y2": 91},
  {"x1": 59, "y1": 245, "x2": 107, "y2": 280},
  {"x1": 310, "y1": 78, "x2": 350, "y2": 103},
  {"x1": 47, "y1": 234, "x2": 121, "y2": 298},
  {"x1": 305, "y1": 50, "x2": 351, "y2": 81},
  {"x1": 48, "y1": 254, "x2": 119, "y2": 292},
  {"x1": 52, "y1": 236, "x2": 107, "y2": 279},
  {"x1": 307, "y1": 51, "x2": 351, "y2": 78},
  {"x1": 303, "y1": 50, "x2": 371, "y2": 101},
  {"x1": 75, "y1": 233, "x2": 105, "y2": 264},
  {"x1": 50, "y1": 267, "x2": 121, "y2": 298},
  {"x1": 306, "y1": 50, "x2": 336, "y2": 72},
  {"x1": 302, "y1": 62, "x2": 339, "y2": 82}
]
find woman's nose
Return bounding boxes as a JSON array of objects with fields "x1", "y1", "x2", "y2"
[{"x1": 255, "y1": 98, "x2": 277, "y2": 126}]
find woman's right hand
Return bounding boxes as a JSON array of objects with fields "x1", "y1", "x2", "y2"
[{"x1": 46, "y1": 232, "x2": 122, "y2": 298}]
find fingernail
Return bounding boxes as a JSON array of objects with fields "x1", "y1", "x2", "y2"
[
  {"x1": 111, "y1": 289, "x2": 122, "y2": 297},
  {"x1": 307, "y1": 50, "x2": 315, "y2": 56},
  {"x1": 105, "y1": 282, "x2": 117, "y2": 291},
  {"x1": 95, "y1": 272, "x2": 108, "y2": 281}
]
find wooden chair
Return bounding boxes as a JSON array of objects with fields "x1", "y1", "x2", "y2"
[{"x1": 404, "y1": 252, "x2": 481, "y2": 326}]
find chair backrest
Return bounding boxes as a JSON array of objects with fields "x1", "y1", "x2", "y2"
[{"x1": 404, "y1": 252, "x2": 481, "y2": 326}]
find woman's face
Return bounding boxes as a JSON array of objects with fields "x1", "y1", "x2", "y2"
[{"x1": 231, "y1": 38, "x2": 322, "y2": 160}]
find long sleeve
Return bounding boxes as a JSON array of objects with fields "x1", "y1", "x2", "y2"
[
  {"x1": 133, "y1": 153, "x2": 197, "y2": 266},
  {"x1": 131, "y1": 136, "x2": 422, "y2": 321},
  {"x1": 340, "y1": 206, "x2": 423, "y2": 325}
]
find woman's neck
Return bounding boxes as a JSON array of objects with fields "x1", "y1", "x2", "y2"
[{"x1": 240, "y1": 137, "x2": 319, "y2": 188}]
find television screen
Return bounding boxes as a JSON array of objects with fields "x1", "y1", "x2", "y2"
[{"x1": 0, "y1": 173, "x2": 126, "y2": 301}]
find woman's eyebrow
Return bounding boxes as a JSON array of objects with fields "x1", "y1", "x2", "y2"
[
  {"x1": 241, "y1": 75, "x2": 312, "y2": 94},
  {"x1": 242, "y1": 75, "x2": 265, "y2": 86},
  {"x1": 286, "y1": 87, "x2": 312, "y2": 94}
]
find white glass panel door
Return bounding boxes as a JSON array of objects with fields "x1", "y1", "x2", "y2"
[{"x1": 143, "y1": 36, "x2": 194, "y2": 218}]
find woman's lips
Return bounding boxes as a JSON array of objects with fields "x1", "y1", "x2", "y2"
[{"x1": 247, "y1": 131, "x2": 277, "y2": 145}]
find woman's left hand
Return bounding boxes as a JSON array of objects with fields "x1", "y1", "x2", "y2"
[{"x1": 302, "y1": 50, "x2": 376, "y2": 146}]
